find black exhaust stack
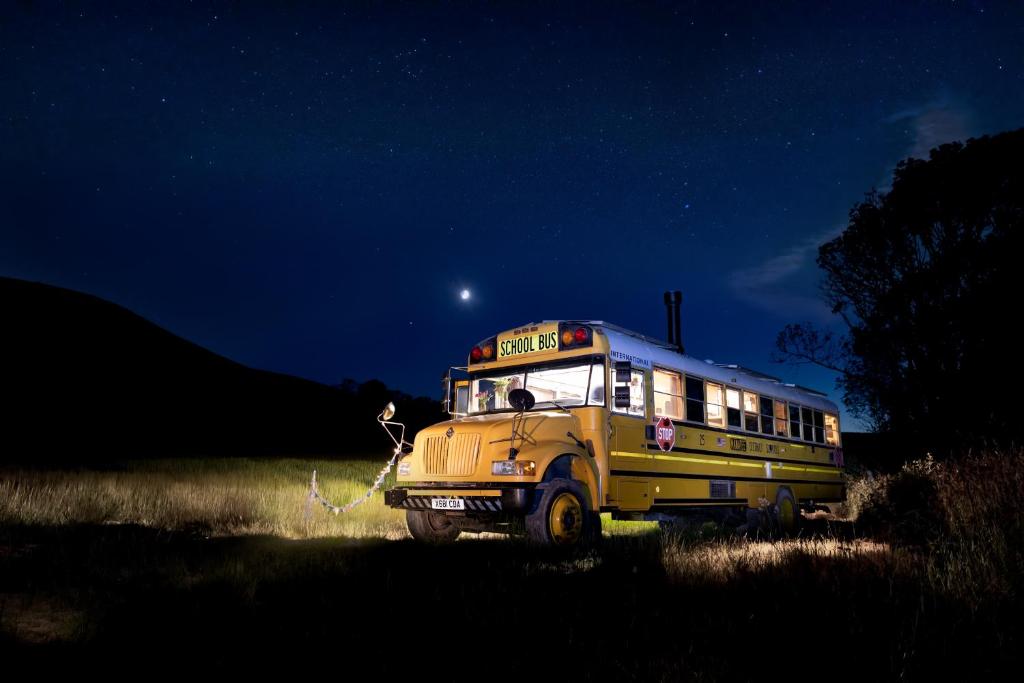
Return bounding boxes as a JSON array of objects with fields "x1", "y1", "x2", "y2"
[
  {"x1": 663, "y1": 290, "x2": 684, "y2": 354},
  {"x1": 663, "y1": 291, "x2": 675, "y2": 348}
]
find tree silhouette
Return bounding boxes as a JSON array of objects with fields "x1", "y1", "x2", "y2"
[{"x1": 776, "y1": 129, "x2": 1024, "y2": 455}]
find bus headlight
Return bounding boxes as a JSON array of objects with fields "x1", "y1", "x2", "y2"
[
  {"x1": 491, "y1": 460, "x2": 536, "y2": 476},
  {"x1": 398, "y1": 461, "x2": 411, "y2": 476}
]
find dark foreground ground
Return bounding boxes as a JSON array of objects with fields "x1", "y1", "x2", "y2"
[{"x1": 1, "y1": 520, "x2": 1017, "y2": 680}]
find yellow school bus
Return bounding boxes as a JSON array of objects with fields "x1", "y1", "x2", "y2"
[{"x1": 383, "y1": 294, "x2": 845, "y2": 545}]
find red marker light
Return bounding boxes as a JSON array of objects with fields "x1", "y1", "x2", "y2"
[
  {"x1": 470, "y1": 346, "x2": 482, "y2": 361},
  {"x1": 574, "y1": 327, "x2": 588, "y2": 343}
]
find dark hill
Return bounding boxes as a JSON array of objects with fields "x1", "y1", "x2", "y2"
[{"x1": 1, "y1": 277, "x2": 443, "y2": 462}]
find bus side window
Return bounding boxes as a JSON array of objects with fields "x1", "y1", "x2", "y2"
[
  {"x1": 455, "y1": 385, "x2": 469, "y2": 415},
  {"x1": 726, "y1": 388, "x2": 742, "y2": 428},
  {"x1": 824, "y1": 413, "x2": 840, "y2": 445},
  {"x1": 706, "y1": 382, "x2": 725, "y2": 427},
  {"x1": 653, "y1": 368, "x2": 683, "y2": 419},
  {"x1": 789, "y1": 404, "x2": 801, "y2": 439},
  {"x1": 759, "y1": 396, "x2": 774, "y2": 435},
  {"x1": 743, "y1": 391, "x2": 760, "y2": 432},
  {"x1": 685, "y1": 376, "x2": 705, "y2": 424},
  {"x1": 813, "y1": 410, "x2": 825, "y2": 443},
  {"x1": 801, "y1": 407, "x2": 814, "y2": 441},
  {"x1": 775, "y1": 400, "x2": 789, "y2": 437}
]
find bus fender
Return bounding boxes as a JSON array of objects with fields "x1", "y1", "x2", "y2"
[{"x1": 540, "y1": 452, "x2": 600, "y2": 512}]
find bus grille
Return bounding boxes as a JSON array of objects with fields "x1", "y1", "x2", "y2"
[{"x1": 422, "y1": 433, "x2": 481, "y2": 476}]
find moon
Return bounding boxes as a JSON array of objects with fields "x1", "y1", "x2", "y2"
[{"x1": 459, "y1": 289, "x2": 471, "y2": 301}]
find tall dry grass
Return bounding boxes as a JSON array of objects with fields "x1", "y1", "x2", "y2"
[
  {"x1": 3, "y1": 449, "x2": 1021, "y2": 606},
  {"x1": 831, "y1": 448, "x2": 1024, "y2": 603},
  {"x1": 3, "y1": 452, "x2": 1021, "y2": 678},
  {"x1": 0, "y1": 458, "x2": 408, "y2": 539}
]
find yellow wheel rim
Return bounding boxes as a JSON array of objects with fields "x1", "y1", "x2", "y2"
[
  {"x1": 548, "y1": 492, "x2": 583, "y2": 544},
  {"x1": 779, "y1": 498, "x2": 795, "y2": 531}
]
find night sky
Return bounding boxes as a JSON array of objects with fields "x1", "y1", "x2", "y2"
[{"x1": 4, "y1": 2, "x2": 1024, "y2": 428}]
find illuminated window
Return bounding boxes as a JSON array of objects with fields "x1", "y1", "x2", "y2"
[
  {"x1": 653, "y1": 368, "x2": 683, "y2": 419},
  {"x1": 726, "y1": 388, "x2": 742, "y2": 428},
  {"x1": 706, "y1": 382, "x2": 725, "y2": 427},
  {"x1": 471, "y1": 371, "x2": 526, "y2": 412},
  {"x1": 774, "y1": 401, "x2": 788, "y2": 437},
  {"x1": 743, "y1": 391, "x2": 760, "y2": 432},
  {"x1": 469, "y1": 361, "x2": 600, "y2": 414},
  {"x1": 825, "y1": 413, "x2": 840, "y2": 446},
  {"x1": 522, "y1": 365, "x2": 590, "y2": 407},
  {"x1": 685, "y1": 376, "x2": 705, "y2": 424},
  {"x1": 759, "y1": 396, "x2": 774, "y2": 435}
]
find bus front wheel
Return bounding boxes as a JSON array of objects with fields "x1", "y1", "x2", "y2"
[
  {"x1": 525, "y1": 478, "x2": 600, "y2": 546},
  {"x1": 406, "y1": 509, "x2": 461, "y2": 543}
]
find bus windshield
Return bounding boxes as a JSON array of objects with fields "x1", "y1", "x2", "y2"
[{"x1": 469, "y1": 360, "x2": 605, "y2": 414}]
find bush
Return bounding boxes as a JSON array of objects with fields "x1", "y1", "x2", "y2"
[
  {"x1": 855, "y1": 456, "x2": 947, "y2": 546},
  {"x1": 848, "y1": 449, "x2": 1024, "y2": 601}
]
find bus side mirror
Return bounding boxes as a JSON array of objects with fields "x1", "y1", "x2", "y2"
[
  {"x1": 614, "y1": 386, "x2": 631, "y2": 408},
  {"x1": 381, "y1": 402, "x2": 396, "y2": 421},
  {"x1": 613, "y1": 361, "x2": 633, "y2": 408},
  {"x1": 508, "y1": 388, "x2": 535, "y2": 412}
]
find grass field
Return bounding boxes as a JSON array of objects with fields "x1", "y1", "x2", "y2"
[
  {"x1": 1, "y1": 453, "x2": 1021, "y2": 679},
  {"x1": 0, "y1": 457, "x2": 410, "y2": 540},
  {"x1": 0, "y1": 456, "x2": 659, "y2": 540}
]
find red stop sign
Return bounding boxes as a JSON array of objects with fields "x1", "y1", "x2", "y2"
[{"x1": 655, "y1": 416, "x2": 675, "y2": 452}]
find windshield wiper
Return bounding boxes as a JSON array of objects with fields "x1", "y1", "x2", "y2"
[{"x1": 536, "y1": 399, "x2": 571, "y2": 413}]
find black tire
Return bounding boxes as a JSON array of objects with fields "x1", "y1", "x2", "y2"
[
  {"x1": 406, "y1": 509, "x2": 461, "y2": 543},
  {"x1": 525, "y1": 478, "x2": 600, "y2": 546},
  {"x1": 774, "y1": 487, "x2": 802, "y2": 536}
]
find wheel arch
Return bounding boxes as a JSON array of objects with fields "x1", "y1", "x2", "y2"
[{"x1": 541, "y1": 452, "x2": 599, "y2": 511}]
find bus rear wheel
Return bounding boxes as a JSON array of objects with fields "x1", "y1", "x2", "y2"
[
  {"x1": 525, "y1": 478, "x2": 600, "y2": 546},
  {"x1": 406, "y1": 509, "x2": 461, "y2": 543},
  {"x1": 774, "y1": 487, "x2": 801, "y2": 536}
]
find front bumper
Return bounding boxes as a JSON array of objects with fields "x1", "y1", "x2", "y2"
[{"x1": 384, "y1": 486, "x2": 532, "y2": 512}]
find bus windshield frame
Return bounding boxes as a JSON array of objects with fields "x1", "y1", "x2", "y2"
[{"x1": 467, "y1": 355, "x2": 606, "y2": 415}]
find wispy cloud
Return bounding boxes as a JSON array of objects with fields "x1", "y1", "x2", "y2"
[
  {"x1": 727, "y1": 227, "x2": 842, "y2": 320},
  {"x1": 729, "y1": 94, "x2": 976, "y2": 319},
  {"x1": 886, "y1": 94, "x2": 975, "y2": 163}
]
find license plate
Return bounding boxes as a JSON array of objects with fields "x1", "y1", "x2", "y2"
[
  {"x1": 431, "y1": 498, "x2": 465, "y2": 510},
  {"x1": 497, "y1": 322, "x2": 559, "y2": 360}
]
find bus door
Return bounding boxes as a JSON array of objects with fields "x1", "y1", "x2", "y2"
[
  {"x1": 610, "y1": 362, "x2": 651, "y2": 509},
  {"x1": 444, "y1": 367, "x2": 470, "y2": 416}
]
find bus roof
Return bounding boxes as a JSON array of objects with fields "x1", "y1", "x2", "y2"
[{"x1": 550, "y1": 320, "x2": 840, "y2": 414}]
